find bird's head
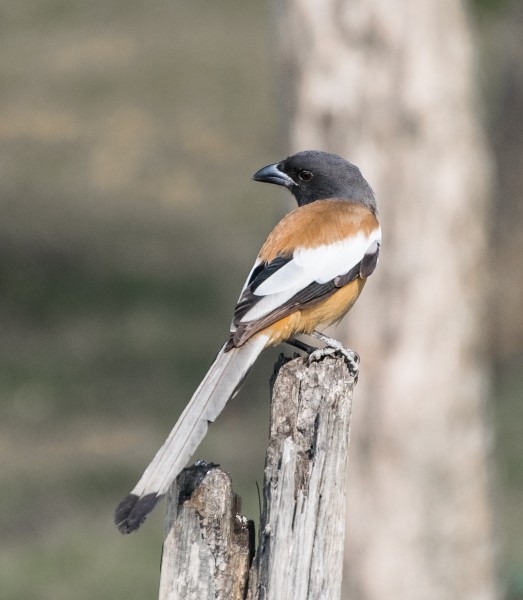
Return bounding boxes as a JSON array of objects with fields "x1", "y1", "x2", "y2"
[{"x1": 252, "y1": 150, "x2": 376, "y2": 213}]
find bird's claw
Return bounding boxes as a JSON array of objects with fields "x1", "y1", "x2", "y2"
[{"x1": 307, "y1": 344, "x2": 360, "y2": 376}]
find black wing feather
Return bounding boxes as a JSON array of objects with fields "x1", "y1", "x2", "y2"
[{"x1": 249, "y1": 256, "x2": 291, "y2": 292}]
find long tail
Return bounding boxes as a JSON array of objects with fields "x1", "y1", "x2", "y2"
[{"x1": 114, "y1": 333, "x2": 269, "y2": 534}]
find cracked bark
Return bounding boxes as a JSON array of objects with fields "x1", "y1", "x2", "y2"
[{"x1": 159, "y1": 463, "x2": 254, "y2": 600}]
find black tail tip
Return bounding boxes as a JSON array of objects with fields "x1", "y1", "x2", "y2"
[{"x1": 114, "y1": 492, "x2": 162, "y2": 534}]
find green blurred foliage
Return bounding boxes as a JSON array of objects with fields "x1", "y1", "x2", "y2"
[{"x1": 472, "y1": 0, "x2": 510, "y2": 13}]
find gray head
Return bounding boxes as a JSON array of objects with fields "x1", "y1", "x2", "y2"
[{"x1": 252, "y1": 150, "x2": 376, "y2": 213}]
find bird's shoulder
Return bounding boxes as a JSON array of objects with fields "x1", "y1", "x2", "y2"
[{"x1": 259, "y1": 199, "x2": 379, "y2": 262}]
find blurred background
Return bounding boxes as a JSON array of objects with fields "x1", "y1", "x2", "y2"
[{"x1": 0, "y1": 1, "x2": 521, "y2": 599}]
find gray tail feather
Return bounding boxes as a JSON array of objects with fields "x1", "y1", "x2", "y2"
[{"x1": 114, "y1": 334, "x2": 268, "y2": 534}]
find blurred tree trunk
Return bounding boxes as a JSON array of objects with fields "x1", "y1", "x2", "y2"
[{"x1": 276, "y1": 1, "x2": 499, "y2": 599}]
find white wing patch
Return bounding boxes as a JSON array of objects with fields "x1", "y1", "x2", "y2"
[{"x1": 241, "y1": 227, "x2": 381, "y2": 323}]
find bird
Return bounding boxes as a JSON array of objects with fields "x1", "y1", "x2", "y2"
[{"x1": 114, "y1": 150, "x2": 381, "y2": 534}]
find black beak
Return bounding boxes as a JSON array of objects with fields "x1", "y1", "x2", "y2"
[{"x1": 252, "y1": 162, "x2": 295, "y2": 187}]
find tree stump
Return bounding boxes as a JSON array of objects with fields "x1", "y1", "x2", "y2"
[
  {"x1": 159, "y1": 354, "x2": 356, "y2": 600},
  {"x1": 159, "y1": 463, "x2": 254, "y2": 600}
]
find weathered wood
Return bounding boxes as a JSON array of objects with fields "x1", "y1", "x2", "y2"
[
  {"x1": 160, "y1": 354, "x2": 356, "y2": 600},
  {"x1": 247, "y1": 354, "x2": 356, "y2": 600},
  {"x1": 159, "y1": 462, "x2": 254, "y2": 600}
]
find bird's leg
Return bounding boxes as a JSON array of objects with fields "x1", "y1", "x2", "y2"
[
  {"x1": 285, "y1": 337, "x2": 318, "y2": 355},
  {"x1": 307, "y1": 331, "x2": 360, "y2": 375}
]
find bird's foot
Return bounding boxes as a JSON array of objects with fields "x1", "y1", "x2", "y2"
[{"x1": 307, "y1": 332, "x2": 360, "y2": 376}]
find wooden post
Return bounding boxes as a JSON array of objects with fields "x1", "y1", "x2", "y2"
[
  {"x1": 160, "y1": 354, "x2": 356, "y2": 600},
  {"x1": 159, "y1": 463, "x2": 255, "y2": 600}
]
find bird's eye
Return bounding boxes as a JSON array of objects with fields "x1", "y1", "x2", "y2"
[{"x1": 298, "y1": 170, "x2": 313, "y2": 182}]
